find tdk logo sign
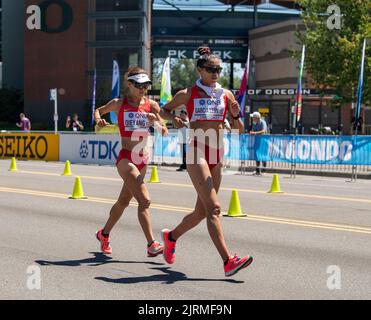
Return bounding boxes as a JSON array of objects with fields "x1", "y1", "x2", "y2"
[
  {"x1": 79, "y1": 140, "x2": 119, "y2": 160},
  {"x1": 26, "y1": 0, "x2": 73, "y2": 33}
]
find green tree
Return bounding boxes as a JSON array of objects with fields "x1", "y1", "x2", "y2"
[
  {"x1": 294, "y1": 0, "x2": 370, "y2": 108},
  {"x1": 153, "y1": 58, "x2": 198, "y2": 91},
  {"x1": 219, "y1": 63, "x2": 231, "y2": 88},
  {"x1": 152, "y1": 59, "x2": 242, "y2": 91}
]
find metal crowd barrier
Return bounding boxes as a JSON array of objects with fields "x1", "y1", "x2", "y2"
[{"x1": 150, "y1": 131, "x2": 371, "y2": 179}]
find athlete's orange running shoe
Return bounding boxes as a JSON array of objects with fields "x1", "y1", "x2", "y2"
[
  {"x1": 147, "y1": 241, "x2": 164, "y2": 257},
  {"x1": 224, "y1": 254, "x2": 253, "y2": 277},
  {"x1": 161, "y1": 229, "x2": 176, "y2": 264},
  {"x1": 96, "y1": 229, "x2": 112, "y2": 254}
]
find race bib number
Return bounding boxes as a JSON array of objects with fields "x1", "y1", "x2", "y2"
[
  {"x1": 191, "y1": 98, "x2": 226, "y2": 121},
  {"x1": 124, "y1": 112, "x2": 150, "y2": 131}
]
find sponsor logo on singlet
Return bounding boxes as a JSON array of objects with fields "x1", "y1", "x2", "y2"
[
  {"x1": 191, "y1": 97, "x2": 226, "y2": 121},
  {"x1": 123, "y1": 112, "x2": 150, "y2": 131}
]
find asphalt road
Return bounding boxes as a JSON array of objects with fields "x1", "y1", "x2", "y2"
[{"x1": 1, "y1": 159, "x2": 371, "y2": 300}]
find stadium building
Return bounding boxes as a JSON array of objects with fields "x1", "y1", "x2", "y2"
[{"x1": 1, "y1": 0, "x2": 366, "y2": 133}]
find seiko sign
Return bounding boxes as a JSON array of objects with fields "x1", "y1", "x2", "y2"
[{"x1": 26, "y1": 0, "x2": 73, "y2": 33}]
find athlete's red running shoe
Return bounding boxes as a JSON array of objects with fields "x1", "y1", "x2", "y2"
[
  {"x1": 161, "y1": 229, "x2": 176, "y2": 264},
  {"x1": 96, "y1": 229, "x2": 112, "y2": 254},
  {"x1": 147, "y1": 241, "x2": 164, "y2": 257},
  {"x1": 224, "y1": 254, "x2": 253, "y2": 277}
]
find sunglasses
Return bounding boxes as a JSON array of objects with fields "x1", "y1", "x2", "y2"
[
  {"x1": 130, "y1": 81, "x2": 151, "y2": 90},
  {"x1": 202, "y1": 66, "x2": 223, "y2": 74}
]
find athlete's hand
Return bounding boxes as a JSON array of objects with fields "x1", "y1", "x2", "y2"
[
  {"x1": 147, "y1": 113, "x2": 157, "y2": 124},
  {"x1": 161, "y1": 125, "x2": 169, "y2": 137},
  {"x1": 229, "y1": 100, "x2": 240, "y2": 118},
  {"x1": 172, "y1": 116, "x2": 186, "y2": 129},
  {"x1": 96, "y1": 119, "x2": 109, "y2": 127},
  {"x1": 153, "y1": 122, "x2": 168, "y2": 136}
]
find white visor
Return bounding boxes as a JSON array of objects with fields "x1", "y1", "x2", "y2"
[{"x1": 127, "y1": 73, "x2": 152, "y2": 84}]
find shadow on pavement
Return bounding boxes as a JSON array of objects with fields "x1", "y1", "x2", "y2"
[
  {"x1": 35, "y1": 252, "x2": 165, "y2": 267},
  {"x1": 95, "y1": 267, "x2": 244, "y2": 285}
]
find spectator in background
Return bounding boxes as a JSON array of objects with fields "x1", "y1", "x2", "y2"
[
  {"x1": 66, "y1": 113, "x2": 84, "y2": 131},
  {"x1": 351, "y1": 116, "x2": 363, "y2": 134},
  {"x1": 16, "y1": 113, "x2": 31, "y2": 132},
  {"x1": 249, "y1": 111, "x2": 268, "y2": 175},
  {"x1": 176, "y1": 109, "x2": 189, "y2": 171}
]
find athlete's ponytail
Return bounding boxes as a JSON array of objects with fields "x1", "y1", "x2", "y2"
[{"x1": 196, "y1": 46, "x2": 221, "y2": 68}]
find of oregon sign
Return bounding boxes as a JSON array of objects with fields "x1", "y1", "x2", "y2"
[
  {"x1": 0, "y1": 133, "x2": 59, "y2": 161},
  {"x1": 26, "y1": 0, "x2": 73, "y2": 33}
]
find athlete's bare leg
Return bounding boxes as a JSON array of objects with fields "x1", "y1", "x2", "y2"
[
  {"x1": 171, "y1": 160, "x2": 222, "y2": 240},
  {"x1": 180, "y1": 160, "x2": 230, "y2": 262},
  {"x1": 115, "y1": 160, "x2": 155, "y2": 244},
  {"x1": 102, "y1": 183, "x2": 133, "y2": 234}
]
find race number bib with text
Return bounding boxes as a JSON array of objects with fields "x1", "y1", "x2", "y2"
[
  {"x1": 191, "y1": 98, "x2": 226, "y2": 121},
  {"x1": 123, "y1": 112, "x2": 150, "y2": 132}
]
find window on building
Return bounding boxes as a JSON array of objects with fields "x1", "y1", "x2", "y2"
[
  {"x1": 96, "y1": 0, "x2": 142, "y2": 11},
  {"x1": 96, "y1": 48, "x2": 142, "y2": 71},
  {"x1": 96, "y1": 19, "x2": 115, "y2": 40},
  {"x1": 96, "y1": 19, "x2": 141, "y2": 41}
]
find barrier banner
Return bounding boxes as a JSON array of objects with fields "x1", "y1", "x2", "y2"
[
  {"x1": 154, "y1": 134, "x2": 371, "y2": 165},
  {"x1": 153, "y1": 132, "x2": 181, "y2": 158},
  {"x1": 0, "y1": 133, "x2": 59, "y2": 161},
  {"x1": 59, "y1": 134, "x2": 121, "y2": 165},
  {"x1": 254, "y1": 135, "x2": 365, "y2": 165},
  {"x1": 154, "y1": 132, "x2": 238, "y2": 160},
  {"x1": 154, "y1": 133, "x2": 252, "y2": 161}
]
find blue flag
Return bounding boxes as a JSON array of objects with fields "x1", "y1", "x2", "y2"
[{"x1": 110, "y1": 60, "x2": 120, "y2": 124}]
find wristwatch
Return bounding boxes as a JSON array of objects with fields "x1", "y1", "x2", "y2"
[{"x1": 232, "y1": 114, "x2": 240, "y2": 120}]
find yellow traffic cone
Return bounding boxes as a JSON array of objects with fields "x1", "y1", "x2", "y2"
[
  {"x1": 62, "y1": 160, "x2": 72, "y2": 176},
  {"x1": 9, "y1": 157, "x2": 18, "y2": 172},
  {"x1": 69, "y1": 176, "x2": 87, "y2": 199},
  {"x1": 148, "y1": 166, "x2": 161, "y2": 183},
  {"x1": 268, "y1": 174, "x2": 283, "y2": 193},
  {"x1": 223, "y1": 189, "x2": 247, "y2": 217}
]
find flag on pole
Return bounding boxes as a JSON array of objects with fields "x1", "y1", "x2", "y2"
[
  {"x1": 160, "y1": 57, "x2": 172, "y2": 107},
  {"x1": 110, "y1": 60, "x2": 120, "y2": 124},
  {"x1": 91, "y1": 69, "x2": 97, "y2": 126},
  {"x1": 293, "y1": 45, "x2": 306, "y2": 128},
  {"x1": 237, "y1": 48, "x2": 250, "y2": 118},
  {"x1": 354, "y1": 39, "x2": 367, "y2": 133}
]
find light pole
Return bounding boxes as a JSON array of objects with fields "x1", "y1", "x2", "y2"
[{"x1": 49, "y1": 88, "x2": 58, "y2": 134}]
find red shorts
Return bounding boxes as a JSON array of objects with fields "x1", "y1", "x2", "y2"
[
  {"x1": 116, "y1": 149, "x2": 149, "y2": 171},
  {"x1": 188, "y1": 140, "x2": 224, "y2": 170}
]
